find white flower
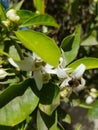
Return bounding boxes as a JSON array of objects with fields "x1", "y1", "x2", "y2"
[
  {"x1": 8, "y1": 58, "x2": 20, "y2": 69},
  {"x1": 6, "y1": 9, "x2": 20, "y2": 22},
  {"x1": 71, "y1": 64, "x2": 86, "y2": 79},
  {"x1": 0, "y1": 69, "x2": 8, "y2": 79},
  {"x1": 85, "y1": 95, "x2": 94, "y2": 104},
  {"x1": 89, "y1": 88, "x2": 97, "y2": 99}
]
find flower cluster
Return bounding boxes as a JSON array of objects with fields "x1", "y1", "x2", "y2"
[
  {"x1": 2, "y1": 9, "x2": 20, "y2": 27},
  {"x1": 8, "y1": 51, "x2": 86, "y2": 98},
  {"x1": 85, "y1": 88, "x2": 98, "y2": 104}
]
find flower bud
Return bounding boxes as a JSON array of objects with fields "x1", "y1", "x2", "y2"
[
  {"x1": 85, "y1": 95, "x2": 94, "y2": 104},
  {"x1": 2, "y1": 20, "x2": 10, "y2": 27},
  {"x1": 90, "y1": 92, "x2": 97, "y2": 99},
  {"x1": 6, "y1": 9, "x2": 20, "y2": 22},
  {"x1": 90, "y1": 88, "x2": 97, "y2": 93},
  {"x1": 0, "y1": 69, "x2": 8, "y2": 79}
]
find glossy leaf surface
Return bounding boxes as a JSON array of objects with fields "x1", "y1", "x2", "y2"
[
  {"x1": 67, "y1": 57, "x2": 98, "y2": 72},
  {"x1": 33, "y1": 0, "x2": 45, "y2": 14},
  {"x1": 17, "y1": 10, "x2": 37, "y2": 24},
  {"x1": 15, "y1": 30, "x2": 61, "y2": 67},
  {"x1": 61, "y1": 25, "x2": 81, "y2": 65},
  {"x1": 21, "y1": 14, "x2": 59, "y2": 28},
  {"x1": 0, "y1": 3, "x2": 6, "y2": 20},
  {"x1": 0, "y1": 79, "x2": 39, "y2": 126}
]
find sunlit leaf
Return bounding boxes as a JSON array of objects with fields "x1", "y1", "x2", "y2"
[
  {"x1": 67, "y1": 57, "x2": 98, "y2": 72},
  {"x1": 11, "y1": 0, "x2": 25, "y2": 10},
  {"x1": 0, "y1": 3, "x2": 6, "y2": 20},
  {"x1": 15, "y1": 30, "x2": 61, "y2": 67},
  {"x1": 17, "y1": 10, "x2": 37, "y2": 24},
  {"x1": 0, "y1": 79, "x2": 39, "y2": 126},
  {"x1": 21, "y1": 14, "x2": 59, "y2": 28},
  {"x1": 33, "y1": 0, "x2": 45, "y2": 14},
  {"x1": 61, "y1": 25, "x2": 81, "y2": 65}
]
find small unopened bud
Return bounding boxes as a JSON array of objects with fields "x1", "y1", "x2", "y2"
[
  {"x1": 2, "y1": 20, "x2": 10, "y2": 27},
  {"x1": 6, "y1": 9, "x2": 20, "y2": 22},
  {"x1": 0, "y1": 69, "x2": 8, "y2": 79},
  {"x1": 86, "y1": 95, "x2": 94, "y2": 104},
  {"x1": 90, "y1": 88, "x2": 97, "y2": 93},
  {"x1": 90, "y1": 92, "x2": 97, "y2": 99}
]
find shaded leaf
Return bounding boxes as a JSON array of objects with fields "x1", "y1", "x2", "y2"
[
  {"x1": 9, "y1": 46, "x2": 20, "y2": 61},
  {"x1": 37, "y1": 110, "x2": 58, "y2": 130},
  {"x1": 21, "y1": 14, "x2": 59, "y2": 28},
  {"x1": 37, "y1": 110, "x2": 48, "y2": 130},
  {"x1": 67, "y1": 57, "x2": 98, "y2": 72},
  {"x1": 61, "y1": 25, "x2": 81, "y2": 65},
  {"x1": 15, "y1": 30, "x2": 61, "y2": 67},
  {"x1": 81, "y1": 31, "x2": 98, "y2": 46},
  {"x1": 39, "y1": 83, "x2": 60, "y2": 115},
  {"x1": 88, "y1": 100, "x2": 98, "y2": 119}
]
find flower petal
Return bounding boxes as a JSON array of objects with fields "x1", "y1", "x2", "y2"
[{"x1": 71, "y1": 64, "x2": 86, "y2": 78}]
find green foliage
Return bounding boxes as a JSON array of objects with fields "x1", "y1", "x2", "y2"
[
  {"x1": 61, "y1": 25, "x2": 81, "y2": 65},
  {"x1": 15, "y1": 30, "x2": 61, "y2": 67},
  {"x1": 0, "y1": 79, "x2": 39, "y2": 126},
  {"x1": 20, "y1": 13, "x2": 59, "y2": 28},
  {"x1": 33, "y1": 0, "x2": 45, "y2": 14},
  {"x1": 88, "y1": 100, "x2": 98, "y2": 119},
  {"x1": 67, "y1": 57, "x2": 98, "y2": 72},
  {"x1": 0, "y1": 0, "x2": 98, "y2": 129},
  {"x1": 0, "y1": 3, "x2": 6, "y2": 20}
]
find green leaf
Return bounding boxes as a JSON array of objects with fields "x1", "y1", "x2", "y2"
[
  {"x1": 88, "y1": 100, "x2": 98, "y2": 119},
  {"x1": 81, "y1": 31, "x2": 98, "y2": 46},
  {"x1": 75, "y1": 124, "x2": 82, "y2": 130},
  {"x1": 15, "y1": 30, "x2": 61, "y2": 67},
  {"x1": 62, "y1": 114, "x2": 71, "y2": 124},
  {"x1": 17, "y1": 10, "x2": 37, "y2": 24},
  {"x1": 37, "y1": 110, "x2": 58, "y2": 130},
  {"x1": 67, "y1": 57, "x2": 98, "y2": 72},
  {"x1": 9, "y1": 45, "x2": 20, "y2": 61},
  {"x1": 20, "y1": 14, "x2": 59, "y2": 28},
  {"x1": 11, "y1": 0, "x2": 25, "y2": 10},
  {"x1": 61, "y1": 25, "x2": 81, "y2": 65},
  {"x1": 37, "y1": 110, "x2": 48, "y2": 130},
  {"x1": 39, "y1": 83, "x2": 60, "y2": 115},
  {"x1": 0, "y1": 79, "x2": 39, "y2": 126},
  {"x1": 33, "y1": 0, "x2": 45, "y2": 14},
  {"x1": 0, "y1": 3, "x2": 6, "y2": 20}
]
